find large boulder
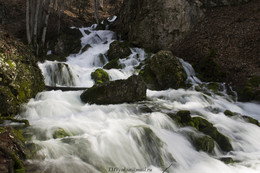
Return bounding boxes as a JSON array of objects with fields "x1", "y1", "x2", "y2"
[
  {"x1": 113, "y1": 0, "x2": 250, "y2": 52},
  {"x1": 140, "y1": 50, "x2": 187, "y2": 90},
  {"x1": 80, "y1": 75, "x2": 146, "y2": 104},
  {"x1": 91, "y1": 68, "x2": 110, "y2": 84},
  {"x1": 0, "y1": 32, "x2": 45, "y2": 116}
]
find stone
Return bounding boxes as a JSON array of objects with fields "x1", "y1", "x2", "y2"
[
  {"x1": 106, "y1": 41, "x2": 132, "y2": 61},
  {"x1": 140, "y1": 50, "x2": 187, "y2": 90},
  {"x1": 91, "y1": 69, "x2": 110, "y2": 84},
  {"x1": 80, "y1": 75, "x2": 146, "y2": 104},
  {"x1": 0, "y1": 31, "x2": 45, "y2": 116},
  {"x1": 113, "y1": 0, "x2": 250, "y2": 52}
]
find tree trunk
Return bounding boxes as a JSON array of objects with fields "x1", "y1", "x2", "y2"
[
  {"x1": 26, "y1": 0, "x2": 31, "y2": 44},
  {"x1": 94, "y1": 0, "x2": 99, "y2": 24},
  {"x1": 41, "y1": 0, "x2": 53, "y2": 47}
]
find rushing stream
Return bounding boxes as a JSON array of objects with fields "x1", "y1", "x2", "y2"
[{"x1": 18, "y1": 21, "x2": 260, "y2": 173}]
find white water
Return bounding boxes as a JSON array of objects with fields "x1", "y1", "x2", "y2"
[{"x1": 18, "y1": 23, "x2": 260, "y2": 173}]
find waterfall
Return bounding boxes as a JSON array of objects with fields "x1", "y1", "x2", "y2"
[{"x1": 19, "y1": 22, "x2": 260, "y2": 173}]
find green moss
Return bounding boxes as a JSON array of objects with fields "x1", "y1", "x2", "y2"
[
  {"x1": 91, "y1": 69, "x2": 110, "y2": 84},
  {"x1": 242, "y1": 116, "x2": 260, "y2": 127},
  {"x1": 7, "y1": 60, "x2": 15, "y2": 68},
  {"x1": 107, "y1": 41, "x2": 132, "y2": 61},
  {"x1": 220, "y1": 157, "x2": 234, "y2": 164},
  {"x1": 53, "y1": 128, "x2": 70, "y2": 139},
  {"x1": 192, "y1": 135, "x2": 215, "y2": 153},
  {"x1": 224, "y1": 110, "x2": 235, "y2": 117}
]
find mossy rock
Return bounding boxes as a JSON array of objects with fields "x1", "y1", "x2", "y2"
[
  {"x1": 192, "y1": 135, "x2": 215, "y2": 153},
  {"x1": 80, "y1": 75, "x2": 146, "y2": 104},
  {"x1": 224, "y1": 110, "x2": 235, "y2": 117},
  {"x1": 82, "y1": 44, "x2": 92, "y2": 53},
  {"x1": 103, "y1": 58, "x2": 125, "y2": 69},
  {"x1": 219, "y1": 157, "x2": 234, "y2": 164},
  {"x1": 169, "y1": 110, "x2": 232, "y2": 152},
  {"x1": 107, "y1": 41, "x2": 132, "y2": 61},
  {"x1": 195, "y1": 47, "x2": 226, "y2": 82},
  {"x1": 140, "y1": 50, "x2": 187, "y2": 90},
  {"x1": 91, "y1": 69, "x2": 110, "y2": 84},
  {"x1": 53, "y1": 128, "x2": 70, "y2": 139},
  {"x1": 224, "y1": 110, "x2": 260, "y2": 127},
  {"x1": 238, "y1": 76, "x2": 260, "y2": 102},
  {"x1": 0, "y1": 32, "x2": 45, "y2": 116}
]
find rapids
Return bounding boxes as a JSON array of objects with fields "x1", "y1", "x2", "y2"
[{"x1": 18, "y1": 21, "x2": 260, "y2": 173}]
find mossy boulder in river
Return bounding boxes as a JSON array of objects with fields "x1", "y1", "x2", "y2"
[
  {"x1": 80, "y1": 75, "x2": 146, "y2": 104},
  {"x1": 91, "y1": 69, "x2": 110, "y2": 84},
  {"x1": 0, "y1": 32, "x2": 45, "y2": 116},
  {"x1": 139, "y1": 50, "x2": 187, "y2": 90},
  {"x1": 106, "y1": 41, "x2": 132, "y2": 61},
  {"x1": 169, "y1": 110, "x2": 233, "y2": 152}
]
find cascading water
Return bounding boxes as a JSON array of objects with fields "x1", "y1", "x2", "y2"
[{"x1": 18, "y1": 21, "x2": 260, "y2": 173}]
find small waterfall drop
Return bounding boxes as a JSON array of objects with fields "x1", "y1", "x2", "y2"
[{"x1": 19, "y1": 21, "x2": 260, "y2": 173}]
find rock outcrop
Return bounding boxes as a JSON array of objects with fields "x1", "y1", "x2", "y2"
[
  {"x1": 113, "y1": 0, "x2": 250, "y2": 52},
  {"x1": 0, "y1": 32, "x2": 45, "y2": 116},
  {"x1": 80, "y1": 75, "x2": 146, "y2": 104},
  {"x1": 140, "y1": 50, "x2": 186, "y2": 90},
  {"x1": 47, "y1": 28, "x2": 82, "y2": 61}
]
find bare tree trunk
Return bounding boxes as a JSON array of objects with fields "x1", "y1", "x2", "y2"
[
  {"x1": 99, "y1": 0, "x2": 103, "y2": 10},
  {"x1": 94, "y1": 0, "x2": 99, "y2": 24},
  {"x1": 42, "y1": 0, "x2": 53, "y2": 47},
  {"x1": 26, "y1": 0, "x2": 31, "y2": 44}
]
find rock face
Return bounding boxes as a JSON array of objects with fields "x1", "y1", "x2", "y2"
[
  {"x1": 140, "y1": 50, "x2": 186, "y2": 90},
  {"x1": 0, "y1": 32, "x2": 45, "y2": 116},
  {"x1": 80, "y1": 75, "x2": 146, "y2": 104},
  {"x1": 113, "y1": 0, "x2": 250, "y2": 52}
]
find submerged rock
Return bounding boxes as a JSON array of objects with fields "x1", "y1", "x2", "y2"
[
  {"x1": 224, "y1": 110, "x2": 260, "y2": 127},
  {"x1": 80, "y1": 75, "x2": 146, "y2": 104},
  {"x1": 169, "y1": 110, "x2": 233, "y2": 152},
  {"x1": 140, "y1": 50, "x2": 186, "y2": 90}
]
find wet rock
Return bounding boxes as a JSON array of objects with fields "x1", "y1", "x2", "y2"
[
  {"x1": 140, "y1": 50, "x2": 186, "y2": 90},
  {"x1": 219, "y1": 157, "x2": 234, "y2": 164},
  {"x1": 224, "y1": 110, "x2": 260, "y2": 127},
  {"x1": 53, "y1": 128, "x2": 70, "y2": 139},
  {"x1": 80, "y1": 75, "x2": 147, "y2": 104},
  {"x1": 106, "y1": 41, "x2": 132, "y2": 61},
  {"x1": 192, "y1": 135, "x2": 215, "y2": 153},
  {"x1": 91, "y1": 69, "x2": 110, "y2": 84},
  {"x1": 169, "y1": 110, "x2": 233, "y2": 152},
  {"x1": 103, "y1": 58, "x2": 125, "y2": 70}
]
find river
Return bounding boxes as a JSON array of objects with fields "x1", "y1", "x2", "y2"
[{"x1": 19, "y1": 21, "x2": 260, "y2": 173}]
